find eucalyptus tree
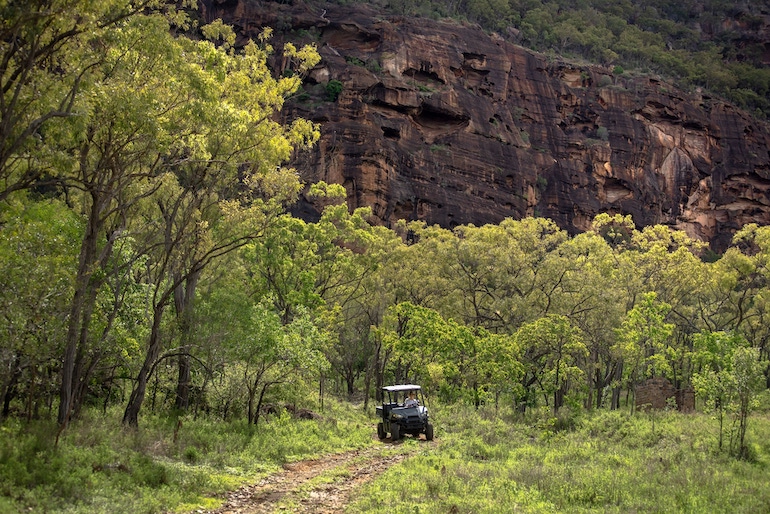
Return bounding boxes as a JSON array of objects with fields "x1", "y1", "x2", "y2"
[
  {"x1": 10, "y1": 4, "x2": 321, "y2": 427},
  {"x1": 553, "y1": 230, "x2": 625, "y2": 409},
  {"x1": 592, "y1": 214, "x2": 707, "y2": 405},
  {"x1": 381, "y1": 302, "x2": 472, "y2": 397},
  {"x1": 119, "y1": 23, "x2": 320, "y2": 426},
  {"x1": 388, "y1": 220, "x2": 455, "y2": 308},
  {"x1": 436, "y1": 217, "x2": 568, "y2": 334},
  {"x1": 473, "y1": 330, "x2": 523, "y2": 411},
  {"x1": 692, "y1": 330, "x2": 767, "y2": 459},
  {"x1": 628, "y1": 225, "x2": 708, "y2": 391},
  {"x1": 58, "y1": 10, "x2": 191, "y2": 428},
  {"x1": 0, "y1": 0, "x2": 173, "y2": 202},
  {"x1": 239, "y1": 180, "x2": 403, "y2": 405},
  {"x1": 348, "y1": 223, "x2": 409, "y2": 406},
  {"x1": 613, "y1": 291, "x2": 675, "y2": 409},
  {"x1": 514, "y1": 314, "x2": 587, "y2": 412},
  {"x1": 726, "y1": 225, "x2": 770, "y2": 387},
  {"x1": 231, "y1": 300, "x2": 328, "y2": 426},
  {"x1": 438, "y1": 222, "x2": 519, "y2": 331},
  {"x1": 0, "y1": 0, "x2": 194, "y2": 429},
  {"x1": 344, "y1": 219, "x2": 455, "y2": 402},
  {"x1": 5, "y1": 2, "x2": 323, "y2": 428}
]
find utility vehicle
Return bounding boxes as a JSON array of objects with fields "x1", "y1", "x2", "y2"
[{"x1": 376, "y1": 384, "x2": 433, "y2": 441}]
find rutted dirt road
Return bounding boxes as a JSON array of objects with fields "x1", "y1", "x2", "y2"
[{"x1": 202, "y1": 439, "x2": 421, "y2": 513}]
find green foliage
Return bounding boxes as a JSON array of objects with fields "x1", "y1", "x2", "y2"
[
  {"x1": 614, "y1": 292, "x2": 675, "y2": 388},
  {"x1": 325, "y1": 79, "x2": 344, "y2": 101},
  {"x1": 516, "y1": 315, "x2": 588, "y2": 411},
  {"x1": 4, "y1": 0, "x2": 770, "y2": 508},
  {"x1": 596, "y1": 126, "x2": 609, "y2": 141},
  {"x1": 597, "y1": 74, "x2": 613, "y2": 87},
  {"x1": 345, "y1": 56, "x2": 366, "y2": 67},
  {"x1": 693, "y1": 331, "x2": 767, "y2": 459}
]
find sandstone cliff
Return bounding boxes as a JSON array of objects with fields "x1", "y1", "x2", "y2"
[{"x1": 200, "y1": 0, "x2": 770, "y2": 251}]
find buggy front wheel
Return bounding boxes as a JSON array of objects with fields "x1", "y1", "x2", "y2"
[
  {"x1": 425, "y1": 422, "x2": 434, "y2": 441},
  {"x1": 391, "y1": 423, "x2": 400, "y2": 441}
]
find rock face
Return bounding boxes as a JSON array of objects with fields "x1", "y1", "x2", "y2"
[{"x1": 200, "y1": 0, "x2": 770, "y2": 251}]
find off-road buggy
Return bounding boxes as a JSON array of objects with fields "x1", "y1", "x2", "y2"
[{"x1": 376, "y1": 384, "x2": 434, "y2": 441}]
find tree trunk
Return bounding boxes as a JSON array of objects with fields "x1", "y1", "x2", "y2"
[
  {"x1": 738, "y1": 395, "x2": 750, "y2": 459},
  {"x1": 247, "y1": 367, "x2": 264, "y2": 424},
  {"x1": 59, "y1": 198, "x2": 106, "y2": 426},
  {"x1": 1, "y1": 356, "x2": 21, "y2": 420},
  {"x1": 319, "y1": 372, "x2": 326, "y2": 411},
  {"x1": 611, "y1": 360, "x2": 623, "y2": 410},
  {"x1": 247, "y1": 385, "x2": 256, "y2": 425},
  {"x1": 593, "y1": 365, "x2": 603, "y2": 409},
  {"x1": 58, "y1": 172, "x2": 121, "y2": 427},
  {"x1": 363, "y1": 363, "x2": 371, "y2": 410},
  {"x1": 175, "y1": 354, "x2": 191, "y2": 411},
  {"x1": 71, "y1": 345, "x2": 109, "y2": 420},
  {"x1": 345, "y1": 370, "x2": 355, "y2": 396},
  {"x1": 174, "y1": 269, "x2": 200, "y2": 411},
  {"x1": 122, "y1": 304, "x2": 166, "y2": 427},
  {"x1": 374, "y1": 349, "x2": 383, "y2": 404},
  {"x1": 586, "y1": 347, "x2": 599, "y2": 410},
  {"x1": 253, "y1": 383, "x2": 271, "y2": 427}
]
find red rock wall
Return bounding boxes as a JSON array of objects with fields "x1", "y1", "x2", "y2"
[{"x1": 201, "y1": 0, "x2": 770, "y2": 252}]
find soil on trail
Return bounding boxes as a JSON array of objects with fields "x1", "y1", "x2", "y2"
[{"x1": 202, "y1": 439, "x2": 421, "y2": 513}]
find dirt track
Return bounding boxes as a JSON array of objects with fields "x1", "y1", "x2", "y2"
[{"x1": 202, "y1": 439, "x2": 420, "y2": 513}]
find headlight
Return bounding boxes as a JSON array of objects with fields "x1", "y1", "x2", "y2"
[{"x1": 391, "y1": 413, "x2": 404, "y2": 420}]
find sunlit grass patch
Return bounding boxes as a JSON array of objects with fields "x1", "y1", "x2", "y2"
[
  {"x1": 349, "y1": 405, "x2": 770, "y2": 513},
  {"x1": 349, "y1": 451, "x2": 556, "y2": 513}
]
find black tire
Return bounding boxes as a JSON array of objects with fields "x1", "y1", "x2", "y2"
[
  {"x1": 391, "y1": 423, "x2": 401, "y2": 441},
  {"x1": 377, "y1": 422, "x2": 386, "y2": 440},
  {"x1": 425, "y1": 422, "x2": 434, "y2": 441}
]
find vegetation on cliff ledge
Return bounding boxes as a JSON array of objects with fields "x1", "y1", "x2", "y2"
[{"x1": 325, "y1": 0, "x2": 770, "y2": 119}]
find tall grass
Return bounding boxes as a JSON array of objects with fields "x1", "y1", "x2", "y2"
[
  {"x1": 0, "y1": 402, "x2": 374, "y2": 513},
  {"x1": 4, "y1": 401, "x2": 770, "y2": 513},
  {"x1": 348, "y1": 405, "x2": 770, "y2": 513}
]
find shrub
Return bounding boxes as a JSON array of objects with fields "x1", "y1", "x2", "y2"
[
  {"x1": 598, "y1": 74, "x2": 613, "y2": 87},
  {"x1": 596, "y1": 126, "x2": 609, "y2": 141},
  {"x1": 325, "y1": 80, "x2": 343, "y2": 101}
]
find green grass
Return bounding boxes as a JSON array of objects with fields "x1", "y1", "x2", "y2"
[
  {"x1": 0, "y1": 403, "x2": 375, "y2": 513},
  {"x1": 347, "y1": 406, "x2": 770, "y2": 513},
  {"x1": 4, "y1": 403, "x2": 770, "y2": 513}
]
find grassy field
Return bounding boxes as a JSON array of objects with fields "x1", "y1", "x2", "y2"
[
  {"x1": 349, "y1": 404, "x2": 770, "y2": 513},
  {"x1": 1, "y1": 401, "x2": 769, "y2": 513},
  {"x1": 0, "y1": 403, "x2": 376, "y2": 513}
]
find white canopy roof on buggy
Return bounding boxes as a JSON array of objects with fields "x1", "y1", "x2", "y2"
[{"x1": 382, "y1": 384, "x2": 421, "y2": 392}]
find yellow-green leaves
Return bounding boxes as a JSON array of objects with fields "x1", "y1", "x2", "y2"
[
  {"x1": 614, "y1": 292, "x2": 674, "y2": 382},
  {"x1": 201, "y1": 19, "x2": 236, "y2": 49}
]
